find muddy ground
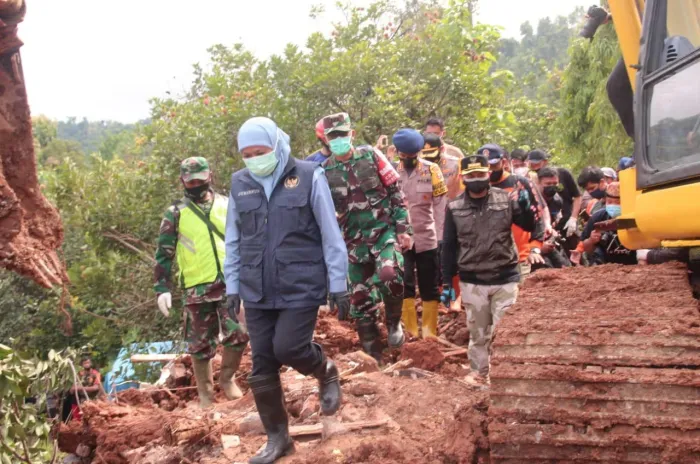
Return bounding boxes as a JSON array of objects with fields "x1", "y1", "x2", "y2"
[
  {"x1": 57, "y1": 311, "x2": 482, "y2": 464},
  {"x1": 57, "y1": 263, "x2": 700, "y2": 463}
]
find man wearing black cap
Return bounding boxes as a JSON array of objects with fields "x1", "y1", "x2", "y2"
[
  {"x1": 484, "y1": 144, "x2": 546, "y2": 277},
  {"x1": 527, "y1": 149, "x2": 581, "y2": 239},
  {"x1": 393, "y1": 128, "x2": 448, "y2": 339},
  {"x1": 441, "y1": 154, "x2": 539, "y2": 383},
  {"x1": 422, "y1": 133, "x2": 463, "y2": 309}
]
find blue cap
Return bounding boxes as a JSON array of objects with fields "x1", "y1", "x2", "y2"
[
  {"x1": 393, "y1": 128, "x2": 425, "y2": 155},
  {"x1": 618, "y1": 156, "x2": 634, "y2": 171},
  {"x1": 477, "y1": 144, "x2": 506, "y2": 164}
]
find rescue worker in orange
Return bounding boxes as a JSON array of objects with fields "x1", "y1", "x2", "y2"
[
  {"x1": 394, "y1": 129, "x2": 448, "y2": 339},
  {"x1": 485, "y1": 144, "x2": 547, "y2": 276},
  {"x1": 421, "y1": 133, "x2": 463, "y2": 310}
]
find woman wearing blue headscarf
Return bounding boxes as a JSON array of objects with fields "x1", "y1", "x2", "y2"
[{"x1": 224, "y1": 117, "x2": 350, "y2": 463}]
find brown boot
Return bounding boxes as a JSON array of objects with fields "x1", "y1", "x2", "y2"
[
  {"x1": 192, "y1": 357, "x2": 215, "y2": 408},
  {"x1": 220, "y1": 347, "x2": 244, "y2": 400}
]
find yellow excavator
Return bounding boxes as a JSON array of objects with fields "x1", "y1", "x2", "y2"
[
  {"x1": 488, "y1": 1, "x2": 700, "y2": 462},
  {"x1": 611, "y1": 0, "x2": 700, "y2": 252}
]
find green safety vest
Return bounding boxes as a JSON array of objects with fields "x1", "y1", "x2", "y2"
[{"x1": 175, "y1": 194, "x2": 228, "y2": 289}]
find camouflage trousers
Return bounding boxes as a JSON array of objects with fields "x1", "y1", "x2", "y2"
[
  {"x1": 348, "y1": 243, "x2": 404, "y2": 322},
  {"x1": 184, "y1": 300, "x2": 249, "y2": 361},
  {"x1": 459, "y1": 282, "x2": 519, "y2": 375}
]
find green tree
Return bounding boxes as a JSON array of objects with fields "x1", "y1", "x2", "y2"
[
  {"x1": 495, "y1": 7, "x2": 583, "y2": 103},
  {"x1": 38, "y1": 139, "x2": 85, "y2": 168},
  {"x1": 32, "y1": 115, "x2": 57, "y2": 150},
  {"x1": 553, "y1": 22, "x2": 633, "y2": 170}
]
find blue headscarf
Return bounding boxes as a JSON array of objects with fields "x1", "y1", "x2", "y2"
[{"x1": 237, "y1": 117, "x2": 292, "y2": 199}]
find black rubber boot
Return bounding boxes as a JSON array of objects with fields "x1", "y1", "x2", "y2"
[
  {"x1": 383, "y1": 296, "x2": 405, "y2": 348},
  {"x1": 311, "y1": 342, "x2": 342, "y2": 416},
  {"x1": 356, "y1": 319, "x2": 383, "y2": 363},
  {"x1": 248, "y1": 374, "x2": 294, "y2": 464}
]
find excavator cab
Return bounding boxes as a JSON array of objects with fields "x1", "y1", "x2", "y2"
[{"x1": 612, "y1": 0, "x2": 700, "y2": 249}]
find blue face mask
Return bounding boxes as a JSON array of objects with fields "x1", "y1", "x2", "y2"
[
  {"x1": 329, "y1": 136, "x2": 352, "y2": 156},
  {"x1": 244, "y1": 134, "x2": 279, "y2": 177},
  {"x1": 606, "y1": 204, "x2": 622, "y2": 218}
]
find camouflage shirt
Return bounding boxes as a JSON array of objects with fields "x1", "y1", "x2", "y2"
[
  {"x1": 153, "y1": 192, "x2": 226, "y2": 305},
  {"x1": 323, "y1": 145, "x2": 411, "y2": 264}
]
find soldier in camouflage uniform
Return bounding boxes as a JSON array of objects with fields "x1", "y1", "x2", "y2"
[
  {"x1": 154, "y1": 157, "x2": 249, "y2": 408},
  {"x1": 322, "y1": 113, "x2": 412, "y2": 360}
]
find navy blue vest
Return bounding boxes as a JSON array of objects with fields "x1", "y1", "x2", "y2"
[{"x1": 230, "y1": 157, "x2": 327, "y2": 309}]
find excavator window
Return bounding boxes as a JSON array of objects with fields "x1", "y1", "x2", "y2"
[{"x1": 638, "y1": 0, "x2": 700, "y2": 188}]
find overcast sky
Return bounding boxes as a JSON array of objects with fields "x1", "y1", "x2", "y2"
[{"x1": 20, "y1": 0, "x2": 586, "y2": 123}]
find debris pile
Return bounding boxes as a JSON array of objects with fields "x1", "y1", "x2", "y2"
[{"x1": 57, "y1": 312, "x2": 484, "y2": 463}]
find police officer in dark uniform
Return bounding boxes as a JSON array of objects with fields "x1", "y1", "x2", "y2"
[{"x1": 224, "y1": 117, "x2": 350, "y2": 464}]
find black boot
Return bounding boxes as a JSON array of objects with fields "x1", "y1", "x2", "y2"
[
  {"x1": 248, "y1": 374, "x2": 294, "y2": 464},
  {"x1": 383, "y1": 296, "x2": 405, "y2": 348},
  {"x1": 311, "y1": 342, "x2": 342, "y2": 416},
  {"x1": 356, "y1": 319, "x2": 383, "y2": 362}
]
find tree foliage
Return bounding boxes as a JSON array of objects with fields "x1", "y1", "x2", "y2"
[
  {"x1": 553, "y1": 22, "x2": 633, "y2": 170},
  {"x1": 495, "y1": 8, "x2": 583, "y2": 102},
  {"x1": 0, "y1": 344, "x2": 78, "y2": 463},
  {"x1": 143, "y1": 0, "x2": 556, "y2": 166}
]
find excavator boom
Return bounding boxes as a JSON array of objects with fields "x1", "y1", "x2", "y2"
[{"x1": 0, "y1": 0, "x2": 67, "y2": 288}]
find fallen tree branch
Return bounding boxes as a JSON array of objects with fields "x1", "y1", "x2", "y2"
[
  {"x1": 130, "y1": 354, "x2": 179, "y2": 363},
  {"x1": 103, "y1": 232, "x2": 156, "y2": 265},
  {"x1": 442, "y1": 349, "x2": 468, "y2": 358},
  {"x1": 382, "y1": 359, "x2": 412, "y2": 374},
  {"x1": 436, "y1": 337, "x2": 464, "y2": 351}
]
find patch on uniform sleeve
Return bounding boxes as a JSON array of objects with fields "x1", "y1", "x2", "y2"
[
  {"x1": 374, "y1": 149, "x2": 400, "y2": 187},
  {"x1": 430, "y1": 164, "x2": 448, "y2": 197}
]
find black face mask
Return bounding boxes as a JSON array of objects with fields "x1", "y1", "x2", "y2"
[
  {"x1": 543, "y1": 185, "x2": 558, "y2": 197},
  {"x1": 590, "y1": 188, "x2": 606, "y2": 200},
  {"x1": 422, "y1": 151, "x2": 440, "y2": 163},
  {"x1": 464, "y1": 179, "x2": 490, "y2": 194},
  {"x1": 401, "y1": 157, "x2": 418, "y2": 168},
  {"x1": 185, "y1": 183, "x2": 210, "y2": 201},
  {"x1": 489, "y1": 170, "x2": 504, "y2": 183}
]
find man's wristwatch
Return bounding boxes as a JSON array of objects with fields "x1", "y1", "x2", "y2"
[{"x1": 531, "y1": 247, "x2": 542, "y2": 255}]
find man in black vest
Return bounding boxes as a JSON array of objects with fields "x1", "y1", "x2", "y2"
[
  {"x1": 224, "y1": 117, "x2": 350, "y2": 464},
  {"x1": 442, "y1": 154, "x2": 539, "y2": 384}
]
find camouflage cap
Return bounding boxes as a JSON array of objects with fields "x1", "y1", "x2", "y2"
[
  {"x1": 323, "y1": 113, "x2": 352, "y2": 135},
  {"x1": 180, "y1": 157, "x2": 211, "y2": 182}
]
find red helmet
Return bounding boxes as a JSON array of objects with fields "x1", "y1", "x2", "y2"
[{"x1": 315, "y1": 118, "x2": 327, "y2": 143}]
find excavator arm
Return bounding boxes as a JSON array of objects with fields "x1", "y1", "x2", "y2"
[{"x1": 0, "y1": 0, "x2": 68, "y2": 288}]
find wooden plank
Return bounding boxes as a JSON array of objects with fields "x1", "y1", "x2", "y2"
[
  {"x1": 289, "y1": 418, "x2": 390, "y2": 437},
  {"x1": 130, "y1": 354, "x2": 179, "y2": 363}
]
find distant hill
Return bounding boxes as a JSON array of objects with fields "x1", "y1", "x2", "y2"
[{"x1": 57, "y1": 117, "x2": 148, "y2": 155}]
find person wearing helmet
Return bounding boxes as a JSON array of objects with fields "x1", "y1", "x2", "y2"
[
  {"x1": 306, "y1": 118, "x2": 332, "y2": 164},
  {"x1": 154, "y1": 157, "x2": 249, "y2": 408}
]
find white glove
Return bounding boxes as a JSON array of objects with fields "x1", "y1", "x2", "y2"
[
  {"x1": 157, "y1": 293, "x2": 172, "y2": 317},
  {"x1": 636, "y1": 249, "x2": 650, "y2": 262},
  {"x1": 564, "y1": 217, "x2": 578, "y2": 237}
]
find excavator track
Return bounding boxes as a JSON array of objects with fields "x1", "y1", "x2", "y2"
[{"x1": 489, "y1": 262, "x2": 700, "y2": 463}]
